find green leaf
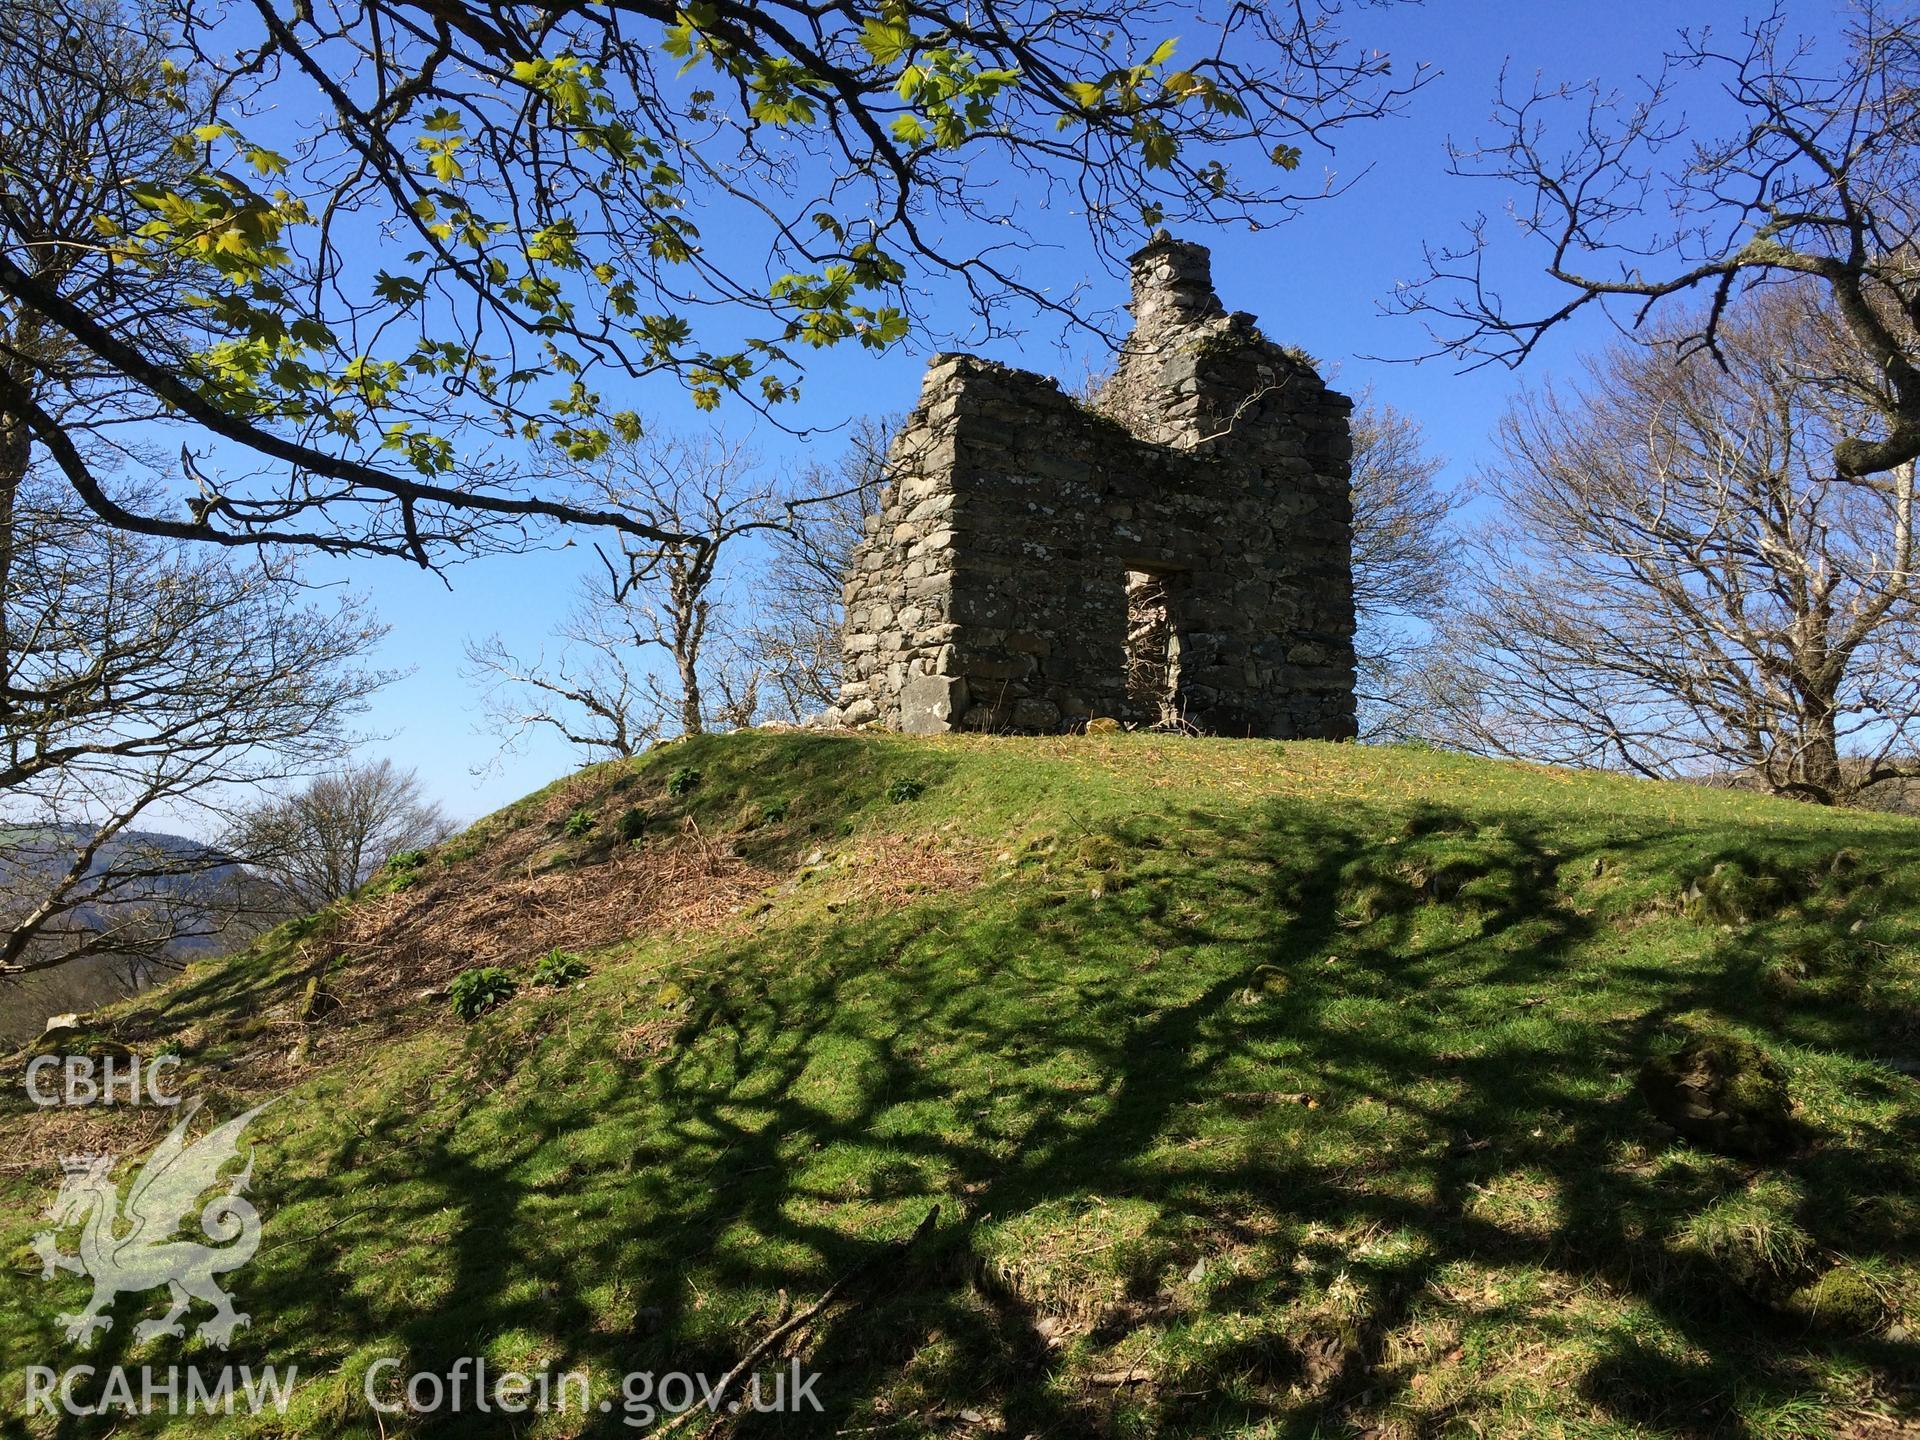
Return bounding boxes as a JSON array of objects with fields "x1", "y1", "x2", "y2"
[
  {"x1": 890, "y1": 114, "x2": 926, "y2": 144},
  {"x1": 373, "y1": 271, "x2": 427, "y2": 305},
  {"x1": 244, "y1": 146, "x2": 288, "y2": 176},
  {"x1": 860, "y1": 17, "x2": 913, "y2": 64}
]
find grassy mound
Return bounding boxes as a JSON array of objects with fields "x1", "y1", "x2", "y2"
[{"x1": 4, "y1": 733, "x2": 1920, "y2": 1438}]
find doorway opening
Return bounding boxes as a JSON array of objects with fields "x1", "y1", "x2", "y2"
[{"x1": 1124, "y1": 570, "x2": 1183, "y2": 727}]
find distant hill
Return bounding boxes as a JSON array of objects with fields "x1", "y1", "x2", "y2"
[
  {"x1": 2, "y1": 734, "x2": 1917, "y2": 1434},
  {"x1": 0, "y1": 825, "x2": 261, "y2": 1045}
]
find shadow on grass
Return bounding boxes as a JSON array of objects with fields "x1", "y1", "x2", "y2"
[{"x1": 13, "y1": 774, "x2": 1920, "y2": 1439}]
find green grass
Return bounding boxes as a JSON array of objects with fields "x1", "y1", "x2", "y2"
[{"x1": 4, "y1": 733, "x2": 1919, "y2": 1438}]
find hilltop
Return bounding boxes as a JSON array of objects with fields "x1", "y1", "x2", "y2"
[{"x1": 3, "y1": 733, "x2": 1919, "y2": 1438}]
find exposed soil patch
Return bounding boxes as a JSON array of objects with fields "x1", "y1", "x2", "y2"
[
  {"x1": 305, "y1": 782, "x2": 774, "y2": 1041},
  {"x1": 276, "y1": 773, "x2": 979, "y2": 1079}
]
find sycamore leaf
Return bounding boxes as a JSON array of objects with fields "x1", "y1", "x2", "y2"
[
  {"x1": 373, "y1": 271, "x2": 427, "y2": 304},
  {"x1": 860, "y1": 18, "x2": 913, "y2": 64},
  {"x1": 244, "y1": 146, "x2": 288, "y2": 176},
  {"x1": 1204, "y1": 86, "x2": 1247, "y2": 118}
]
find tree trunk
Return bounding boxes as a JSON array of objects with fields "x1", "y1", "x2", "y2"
[
  {"x1": 678, "y1": 652, "x2": 704, "y2": 737},
  {"x1": 672, "y1": 575, "x2": 709, "y2": 737},
  {"x1": 1, "y1": 375, "x2": 32, "y2": 733},
  {"x1": 1787, "y1": 670, "x2": 1846, "y2": 804}
]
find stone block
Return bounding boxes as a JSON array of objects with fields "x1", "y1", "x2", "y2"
[
  {"x1": 899, "y1": 673, "x2": 967, "y2": 734},
  {"x1": 954, "y1": 653, "x2": 1034, "y2": 682},
  {"x1": 1010, "y1": 698, "x2": 1062, "y2": 732}
]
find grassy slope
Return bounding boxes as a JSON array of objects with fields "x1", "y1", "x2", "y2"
[{"x1": 4, "y1": 733, "x2": 1920, "y2": 1439}]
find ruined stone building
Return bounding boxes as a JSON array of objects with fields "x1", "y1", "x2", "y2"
[{"x1": 832, "y1": 234, "x2": 1358, "y2": 738}]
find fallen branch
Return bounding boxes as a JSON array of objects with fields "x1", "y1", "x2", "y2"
[
  {"x1": 1218, "y1": 1090, "x2": 1319, "y2": 1108},
  {"x1": 655, "y1": 1206, "x2": 942, "y2": 1435}
]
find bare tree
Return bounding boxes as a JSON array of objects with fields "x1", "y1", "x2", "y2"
[
  {"x1": 0, "y1": 467, "x2": 390, "y2": 978},
  {"x1": 464, "y1": 431, "x2": 781, "y2": 757},
  {"x1": 1403, "y1": 3, "x2": 1920, "y2": 485},
  {"x1": 1422, "y1": 286, "x2": 1919, "y2": 806},
  {"x1": 1, "y1": 0, "x2": 196, "y2": 681},
  {"x1": 0, "y1": 8, "x2": 392, "y2": 985},
  {"x1": 225, "y1": 759, "x2": 453, "y2": 912},
  {"x1": 747, "y1": 416, "x2": 897, "y2": 721},
  {"x1": 1347, "y1": 399, "x2": 1458, "y2": 739},
  {"x1": 462, "y1": 618, "x2": 669, "y2": 765}
]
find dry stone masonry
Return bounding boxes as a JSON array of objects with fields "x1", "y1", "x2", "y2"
[{"x1": 831, "y1": 233, "x2": 1358, "y2": 738}]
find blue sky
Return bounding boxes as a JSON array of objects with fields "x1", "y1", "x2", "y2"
[{"x1": 301, "y1": 0, "x2": 1796, "y2": 825}]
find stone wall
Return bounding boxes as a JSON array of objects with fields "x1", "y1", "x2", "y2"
[{"x1": 832, "y1": 233, "x2": 1357, "y2": 739}]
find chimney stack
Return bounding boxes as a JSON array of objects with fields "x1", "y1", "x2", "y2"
[{"x1": 1126, "y1": 229, "x2": 1227, "y2": 337}]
